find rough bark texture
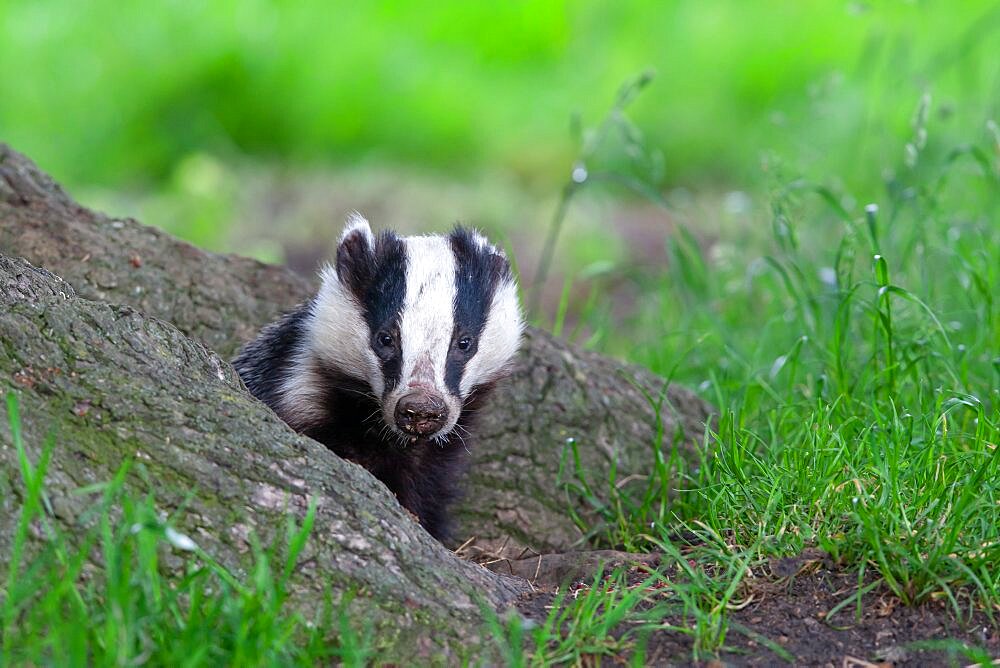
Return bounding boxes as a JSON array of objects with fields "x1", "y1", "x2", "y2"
[
  {"x1": 0, "y1": 253, "x2": 526, "y2": 661},
  {"x1": 0, "y1": 143, "x2": 715, "y2": 556},
  {"x1": 463, "y1": 328, "x2": 713, "y2": 555},
  {"x1": 0, "y1": 145, "x2": 310, "y2": 360}
]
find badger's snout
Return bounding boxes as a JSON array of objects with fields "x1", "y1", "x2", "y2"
[{"x1": 394, "y1": 390, "x2": 448, "y2": 436}]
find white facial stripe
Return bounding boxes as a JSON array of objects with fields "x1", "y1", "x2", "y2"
[
  {"x1": 459, "y1": 277, "x2": 524, "y2": 395},
  {"x1": 397, "y1": 236, "x2": 457, "y2": 390},
  {"x1": 377, "y1": 235, "x2": 464, "y2": 435},
  {"x1": 305, "y1": 264, "x2": 382, "y2": 391}
]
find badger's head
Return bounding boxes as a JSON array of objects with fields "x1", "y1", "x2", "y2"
[{"x1": 301, "y1": 214, "x2": 523, "y2": 442}]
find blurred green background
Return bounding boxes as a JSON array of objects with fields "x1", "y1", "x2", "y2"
[
  {"x1": 1, "y1": 0, "x2": 998, "y2": 305},
  {"x1": 2, "y1": 0, "x2": 997, "y2": 183}
]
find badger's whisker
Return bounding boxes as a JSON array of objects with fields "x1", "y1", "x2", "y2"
[
  {"x1": 332, "y1": 384, "x2": 380, "y2": 402},
  {"x1": 451, "y1": 429, "x2": 472, "y2": 456}
]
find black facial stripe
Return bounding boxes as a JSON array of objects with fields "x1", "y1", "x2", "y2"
[
  {"x1": 336, "y1": 229, "x2": 407, "y2": 393},
  {"x1": 232, "y1": 302, "x2": 311, "y2": 409},
  {"x1": 445, "y1": 227, "x2": 509, "y2": 395}
]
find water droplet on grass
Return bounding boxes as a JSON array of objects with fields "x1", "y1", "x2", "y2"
[{"x1": 166, "y1": 527, "x2": 198, "y2": 551}]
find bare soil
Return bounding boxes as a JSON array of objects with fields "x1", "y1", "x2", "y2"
[{"x1": 511, "y1": 550, "x2": 999, "y2": 666}]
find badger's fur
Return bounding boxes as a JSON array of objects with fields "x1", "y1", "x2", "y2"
[{"x1": 233, "y1": 214, "x2": 523, "y2": 541}]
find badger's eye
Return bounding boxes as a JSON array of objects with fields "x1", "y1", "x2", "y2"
[
  {"x1": 376, "y1": 331, "x2": 395, "y2": 349},
  {"x1": 457, "y1": 335, "x2": 473, "y2": 352}
]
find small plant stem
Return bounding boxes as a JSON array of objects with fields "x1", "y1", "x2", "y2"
[{"x1": 529, "y1": 182, "x2": 577, "y2": 319}]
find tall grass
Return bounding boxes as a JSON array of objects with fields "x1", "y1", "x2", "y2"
[
  {"x1": 485, "y1": 566, "x2": 669, "y2": 667},
  {"x1": 560, "y1": 84, "x2": 1000, "y2": 628}
]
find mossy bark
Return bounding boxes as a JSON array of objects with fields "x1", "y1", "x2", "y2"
[{"x1": 0, "y1": 142, "x2": 715, "y2": 559}]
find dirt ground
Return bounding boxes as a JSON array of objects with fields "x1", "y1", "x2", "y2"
[{"x1": 510, "y1": 550, "x2": 999, "y2": 667}]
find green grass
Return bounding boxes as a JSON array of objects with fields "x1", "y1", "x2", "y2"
[
  {"x1": 485, "y1": 567, "x2": 665, "y2": 667},
  {"x1": 0, "y1": 394, "x2": 374, "y2": 667},
  {"x1": 483, "y1": 135, "x2": 1000, "y2": 668},
  {"x1": 538, "y1": 70, "x2": 1000, "y2": 659}
]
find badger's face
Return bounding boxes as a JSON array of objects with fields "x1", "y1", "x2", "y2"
[{"x1": 306, "y1": 215, "x2": 523, "y2": 442}]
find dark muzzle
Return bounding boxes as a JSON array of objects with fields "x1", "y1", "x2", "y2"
[{"x1": 394, "y1": 390, "x2": 448, "y2": 436}]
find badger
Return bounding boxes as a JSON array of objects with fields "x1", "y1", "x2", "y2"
[{"x1": 233, "y1": 214, "x2": 524, "y2": 541}]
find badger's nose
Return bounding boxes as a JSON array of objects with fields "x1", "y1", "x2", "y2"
[{"x1": 394, "y1": 391, "x2": 448, "y2": 436}]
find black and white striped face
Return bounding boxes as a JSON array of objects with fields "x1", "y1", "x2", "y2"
[{"x1": 303, "y1": 215, "x2": 522, "y2": 441}]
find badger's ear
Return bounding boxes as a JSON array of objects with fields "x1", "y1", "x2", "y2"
[
  {"x1": 450, "y1": 226, "x2": 514, "y2": 285},
  {"x1": 339, "y1": 212, "x2": 375, "y2": 248},
  {"x1": 477, "y1": 232, "x2": 513, "y2": 279},
  {"x1": 336, "y1": 213, "x2": 376, "y2": 294},
  {"x1": 472, "y1": 230, "x2": 507, "y2": 262}
]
